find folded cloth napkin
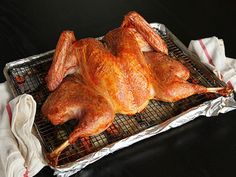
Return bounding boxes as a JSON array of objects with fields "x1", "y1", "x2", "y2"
[
  {"x1": 0, "y1": 82, "x2": 45, "y2": 177},
  {"x1": 188, "y1": 36, "x2": 236, "y2": 91}
]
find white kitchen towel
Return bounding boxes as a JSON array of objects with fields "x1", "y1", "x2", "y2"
[
  {"x1": 0, "y1": 82, "x2": 46, "y2": 177},
  {"x1": 188, "y1": 36, "x2": 236, "y2": 91}
]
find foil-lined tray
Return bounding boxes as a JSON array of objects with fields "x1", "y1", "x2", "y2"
[{"x1": 4, "y1": 23, "x2": 236, "y2": 177}]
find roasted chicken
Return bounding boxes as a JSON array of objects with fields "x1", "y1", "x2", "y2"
[{"x1": 42, "y1": 11, "x2": 230, "y2": 166}]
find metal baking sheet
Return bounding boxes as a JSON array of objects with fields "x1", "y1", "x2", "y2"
[{"x1": 4, "y1": 23, "x2": 236, "y2": 177}]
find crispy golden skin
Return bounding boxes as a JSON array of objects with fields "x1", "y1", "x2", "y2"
[{"x1": 42, "y1": 75, "x2": 115, "y2": 143}]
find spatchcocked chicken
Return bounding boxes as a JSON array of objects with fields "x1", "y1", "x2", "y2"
[{"x1": 42, "y1": 11, "x2": 230, "y2": 166}]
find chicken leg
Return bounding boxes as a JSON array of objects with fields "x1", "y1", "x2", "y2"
[
  {"x1": 144, "y1": 51, "x2": 231, "y2": 102},
  {"x1": 42, "y1": 75, "x2": 114, "y2": 166}
]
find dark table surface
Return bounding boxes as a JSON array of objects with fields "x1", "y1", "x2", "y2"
[{"x1": 1, "y1": 0, "x2": 236, "y2": 177}]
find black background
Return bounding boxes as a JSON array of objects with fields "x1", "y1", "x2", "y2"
[{"x1": 1, "y1": 0, "x2": 236, "y2": 177}]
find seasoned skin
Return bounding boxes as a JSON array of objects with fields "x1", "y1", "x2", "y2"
[
  {"x1": 121, "y1": 11, "x2": 168, "y2": 54},
  {"x1": 94, "y1": 27, "x2": 154, "y2": 114},
  {"x1": 144, "y1": 51, "x2": 225, "y2": 102},
  {"x1": 46, "y1": 31, "x2": 77, "y2": 91},
  {"x1": 47, "y1": 29, "x2": 154, "y2": 115},
  {"x1": 144, "y1": 52, "x2": 190, "y2": 80},
  {"x1": 42, "y1": 75, "x2": 115, "y2": 143},
  {"x1": 43, "y1": 75, "x2": 115, "y2": 167}
]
